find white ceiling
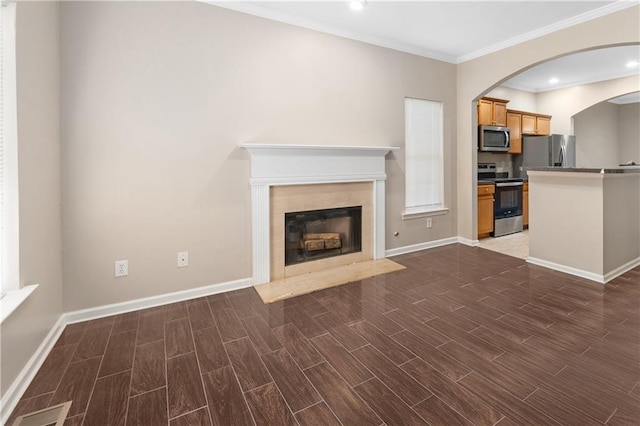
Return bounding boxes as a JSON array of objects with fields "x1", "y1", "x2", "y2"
[{"x1": 212, "y1": 1, "x2": 640, "y2": 94}]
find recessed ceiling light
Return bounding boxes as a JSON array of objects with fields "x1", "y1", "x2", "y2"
[
  {"x1": 349, "y1": 0, "x2": 366, "y2": 11},
  {"x1": 626, "y1": 60, "x2": 639, "y2": 68},
  {"x1": 549, "y1": 77, "x2": 560, "y2": 84}
]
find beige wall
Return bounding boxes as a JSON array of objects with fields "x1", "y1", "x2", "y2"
[
  {"x1": 486, "y1": 86, "x2": 537, "y2": 112},
  {"x1": 60, "y1": 2, "x2": 457, "y2": 310},
  {"x1": 603, "y1": 174, "x2": 640, "y2": 274},
  {"x1": 537, "y1": 75, "x2": 640, "y2": 135},
  {"x1": 618, "y1": 102, "x2": 640, "y2": 163},
  {"x1": 529, "y1": 171, "x2": 640, "y2": 279},
  {"x1": 573, "y1": 101, "x2": 620, "y2": 167},
  {"x1": 528, "y1": 172, "x2": 604, "y2": 275},
  {"x1": 457, "y1": 5, "x2": 640, "y2": 240},
  {"x1": 1, "y1": 2, "x2": 62, "y2": 398}
]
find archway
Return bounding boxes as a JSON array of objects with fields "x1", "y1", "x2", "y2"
[{"x1": 456, "y1": 6, "x2": 640, "y2": 242}]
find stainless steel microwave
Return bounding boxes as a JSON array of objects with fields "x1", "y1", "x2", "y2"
[{"x1": 479, "y1": 125, "x2": 510, "y2": 152}]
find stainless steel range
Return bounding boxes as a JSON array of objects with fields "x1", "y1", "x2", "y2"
[{"x1": 478, "y1": 163, "x2": 524, "y2": 237}]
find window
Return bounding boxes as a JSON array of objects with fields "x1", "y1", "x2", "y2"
[
  {"x1": 1, "y1": 0, "x2": 19, "y2": 298},
  {"x1": 403, "y1": 97, "x2": 447, "y2": 219}
]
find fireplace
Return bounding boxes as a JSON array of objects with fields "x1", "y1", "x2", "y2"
[
  {"x1": 241, "y1": 143, "x2": 398, "y2": 285},
  {"x1": 285, "y1": 206, "x2": 362, "y2": 266}
]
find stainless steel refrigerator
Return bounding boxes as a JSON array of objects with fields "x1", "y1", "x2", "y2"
[{"x1": 516, "y1": 134, "x2": 576, "y2": 178}]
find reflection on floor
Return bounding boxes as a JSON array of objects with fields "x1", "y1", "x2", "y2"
[
  {"x1": 479, "y1": 230, "x2": 529, "y2": 259},
  {"x1": 7, "y1": 244, "x2": 640, "y2": 425}
]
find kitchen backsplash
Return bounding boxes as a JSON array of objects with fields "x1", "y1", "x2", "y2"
[{"x1": 478, "y1": 152, "x2": 514, "y2": 176}]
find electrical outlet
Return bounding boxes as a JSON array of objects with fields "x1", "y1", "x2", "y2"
[
  {"x1": 178, "y1": 251, "x2": 189, "y2": 268},
  {"x1": 115, "y1": 260, "x2": 128, "y2": 277},
  {"x1": 426, "y1": 218, "x2": 433, "y2": 228}
]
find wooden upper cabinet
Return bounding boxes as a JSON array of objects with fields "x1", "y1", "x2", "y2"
[
  {"x1": 507, "y1": 112, "x2": 522, "y2": 154},
  {"x1": 478, "y1": 99, "x2": 493, "y2": 125},
  {"x1": 478, "y1": 97, "x2": 508, "y2": 126},
  {"x1": 536, "y1": 116, "x2": 551, "y2": 135},
  {"x1": 521, "y1": 114, "x2": 536, "y2": 134},
  {"x1": 493, "y1": 102, "x2": 507, "y2": 127},
  {"x1": 521, "y1": 113, "x2": 551, "y2": 135}
]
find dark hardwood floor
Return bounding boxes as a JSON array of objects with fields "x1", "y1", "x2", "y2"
[{"x1": 8, "y1": 244, "x2": 640, "y2": 425}]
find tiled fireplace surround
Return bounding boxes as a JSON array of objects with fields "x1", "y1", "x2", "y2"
[{"x1": 241, "y1": 144, "x2": 398, "y2": 284}]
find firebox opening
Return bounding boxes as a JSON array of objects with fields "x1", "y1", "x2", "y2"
[{"x1": 284, "y1": 206, "x2": 362, "y2": 266}]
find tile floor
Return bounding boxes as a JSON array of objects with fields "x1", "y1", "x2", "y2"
[
  {"x1": 478, "y1": 230, "x2": 529, "y2": 259},
  {"x1": 6, "y1": 244, "x2": 640, "y2": 425}
]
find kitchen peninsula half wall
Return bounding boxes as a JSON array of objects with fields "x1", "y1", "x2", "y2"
[{"x1": 527, "y1": 167, "x2": 640, "y2": 283}]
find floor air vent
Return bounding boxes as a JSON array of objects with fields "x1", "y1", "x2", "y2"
[{"x1": 12, "y1": 401, "x2": 71, "y2": 426}]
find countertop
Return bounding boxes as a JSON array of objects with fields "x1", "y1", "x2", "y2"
[{"x1": 527, "y1": 166, "x2": 640, "y2": 174}]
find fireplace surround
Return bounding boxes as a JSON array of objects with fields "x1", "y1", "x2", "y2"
[{"x1": 241, "y1": 143, "x2": 398, "y2": 284}]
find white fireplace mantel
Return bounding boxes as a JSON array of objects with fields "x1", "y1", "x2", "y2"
[{"x1": 241, "y1": 143, "x2": 399, "y2": 284}]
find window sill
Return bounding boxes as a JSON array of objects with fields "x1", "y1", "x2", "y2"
[
  {"x1": 402, "y1": 207, "x2": 449, "y2": 220},
  {"x1": 0, "y1": 284, "x2": 39, "y2": 325}
]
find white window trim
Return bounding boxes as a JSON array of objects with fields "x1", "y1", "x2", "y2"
[
  {"x1": 403, "y1": 97, "x2": 447, "y2": 220},
  {"x1": 1, "y1": 284, "x2": 38, "y2": 324},
  {"x1": 402, "y1": 207, "x2": 449, "y2": 220}
]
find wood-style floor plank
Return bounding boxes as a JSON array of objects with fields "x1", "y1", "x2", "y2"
[
  {"x1": 130, "y1": 340, "x2": 166, "y2": 396},
  {"x1": 401, "y1": 357, "x2": 503, "y2": 426},
  {"x1": 354, "y1": 378, "x2": 428, "y2": 425},
  {"x1": 49, "y1": 357, "x2": 101, "y2": 417},
  {"x1": 245, "y1": 383, "x2": 297, "y2": 426},
  {"x1": 413, "y1": 395, "x2": 475, "y2": 426},
  {"x1": 352, "y1": 345, "x2": 431, "y2": 406},
  {"x1": 294, "y1": 402, "x2": 341, "y2": 426},
  {"x1": 224, "y1": 337, "x2": 272, "y2": 392},
  {"x1": 167, "y1": 352, "x2": 207, "y2": 419},
  {"x1": 261, "y1": 348, "x2": 321, "y2": 412},
  {"x1": 169, "y1": 407, "x2": 212, "y2": 426},
  {"x1": 310, "y1": 333, "x2": 373, "y2": 387},
  {"x1": 272, "y1": 323, "x2": 324, "y2": 370},
  {"x1": 202, "y1": 366, "x2": 254, "y2": 426},
  {"x1": 213, "y1": 309, "x2": 247, "y2": 343},
  {"x1": 22, "y1": 344, "x2": 77, "y2": 398},
  {"x1": 99, "y1": 329, "x2": 136, "y2": 377},
  {"x1": 137, "y1": 311, "x2": 165, "y2": 345},
  {"x1": 83, "y1": 370, "x2": 131, "y2": 426},
  {"x1": 165, "y1": 317, "x2": 194, "y2": 359},
  {"x1": 305, "y1": 362, "x2": 382, "y2": 426},
  {"x1": 193, "y1": 327, "x2": 229, "y2": 373},
  {"x1": 127, "y1": 388, "x2": 168, "y2": 426}
]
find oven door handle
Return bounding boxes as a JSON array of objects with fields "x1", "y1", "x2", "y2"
[{"x1": 495, "y1": 182, "x2": 523, "y2": 188}]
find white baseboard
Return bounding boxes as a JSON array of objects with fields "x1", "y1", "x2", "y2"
[
  {"x1": 457, "y1": 237, "x2": 480, "y2": 247},
  {"x1": 1, "y1": 276, "x2": 254, "y2": 423},
  {"x1": 1, "y1": 314, "x2": 66, "y2": 426},
  {"x1": 527, "y1": 257, "x2": 606, "y2": 284},
  {"x1": 528, "y1": 255, "x2": 640, "y2": 284},
  {"x1": 65, "y1": 277, "x2": 254, "y2": 324},
  {"x1": 386, "y1": 237, "x2": 458, "y2": 257},
  {"x1": 603, "y1": 256, "x2": 640, "y2": 283}
]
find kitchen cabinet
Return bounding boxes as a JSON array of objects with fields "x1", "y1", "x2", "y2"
[
  {"x1": 478, "y1": 184, "x2": 495, "y2": 238},
  {"x1": 523, "y1": 182, "x2": 529, "y2": 227},
  {"x1": 522, "y1": 113, "x2": 551, "y2": 135},
  {"x1": 478, "y1": 97, "x2": 508, "y2": 126},
  {"x1": 536, "y1": 116, "x2": 551, "y2": 135},
  {"x1": 507, "y1": 112, "x2": 522, "y2": 154}
]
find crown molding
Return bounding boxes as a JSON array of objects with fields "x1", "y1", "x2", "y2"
[
  {"x1": 503, "y1": 69, "x2": 640, "y2": 93},
  {"x1": 457, "y1": 1, "x2": 639, "y2": 63},
  {"x1": 204, "y1": 1, "x2": 638, "y2": 65},
  {"x1": 203, "y1": 1, "x2": 458, "y2": 63}
]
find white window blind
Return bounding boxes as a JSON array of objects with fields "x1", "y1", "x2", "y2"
[
  {"x1": 1, "y1": 0, "x2": 18, "y2": 297},
  {"x1": 404, "y1": 97, "x2": 444, "y2": 216}
]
